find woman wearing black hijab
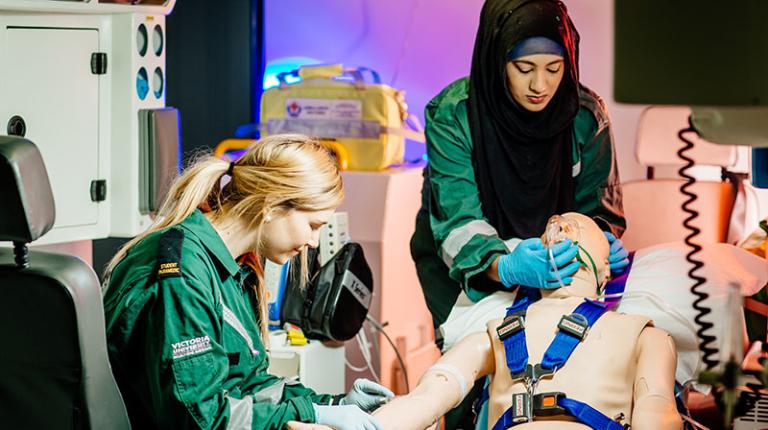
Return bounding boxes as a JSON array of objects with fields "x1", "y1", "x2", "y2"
[{"x1": 411, "y1": 0, "x2": 627, "y2": 331}]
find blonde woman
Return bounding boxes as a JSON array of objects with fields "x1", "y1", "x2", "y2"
[{"x1": 103, "y1": 135, "x2": 392, "y2": 430}]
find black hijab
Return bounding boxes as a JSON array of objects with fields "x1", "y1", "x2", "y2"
[{"x1": 468, "y1": 0, "x2": 581, "y2": 239}]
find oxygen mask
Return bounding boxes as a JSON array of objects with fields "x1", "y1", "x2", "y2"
[
  {"x1": 544, "y1": 215, "x2": 601, "y2": 293},
  {"x1": 544, "y1": 216, "x2": 580, "y2": 288},
  {"x1": 545, "y1": 215, "x2": 579, "y2": 245}
]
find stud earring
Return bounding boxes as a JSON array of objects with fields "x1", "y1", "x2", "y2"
[{"x1": 265, "y1": 214, "x2": 272, "y2": 223}]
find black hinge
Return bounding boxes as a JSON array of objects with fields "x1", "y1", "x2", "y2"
[
  {"x1": 91, "y1": 52, "x2": 108, "y2": 75},
  {"x1": 90, "y1": 180, "x2": 107, "y2": 202}
]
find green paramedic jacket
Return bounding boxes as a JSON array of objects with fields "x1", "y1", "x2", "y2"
[
  {"x1": 104, "y1": 210, "x2": 340, "y2": 429},
  {"x1": 410, "y1": 78, "x2": 626, "y2": 328}
]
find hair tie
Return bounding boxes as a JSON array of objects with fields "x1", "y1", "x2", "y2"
[{"x1": 226, "y1": 161, "x2": 236, "y2": 177}]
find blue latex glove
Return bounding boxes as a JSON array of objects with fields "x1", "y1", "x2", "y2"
[
  {"x1": 340, "y1": 378, "x2": 395, "y2": 412},
  {"x1": 604, "y1": 231, "x2": 629, "y2": 273},
  {"x1": 497, "y1": 238, "x2": 580, "y2": 289},
  {"x1": 313, "y1": 404, "x2": 384, "y2": 430}
]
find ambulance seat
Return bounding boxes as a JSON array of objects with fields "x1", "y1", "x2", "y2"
[
  {"x1": 0, "y1": 136, "x2": 130, "y2": 429},
  {"x1": 621, "y1": 106, "x2": 740, "y2": 250}
]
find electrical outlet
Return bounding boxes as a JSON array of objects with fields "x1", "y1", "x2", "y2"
[{"x1": 319, "y1": 212, "x2": 350, "y2": 266}]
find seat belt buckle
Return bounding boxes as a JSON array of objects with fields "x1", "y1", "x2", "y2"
[
  {"x1": 511, "y1": 392, "x2": 532, "y2": 424},
  {"x1": 558, "y1": 313, "x2": 590, "y2": 340},
  {"x1": 532, "y1": 392, "x2": 567, "y2": 417},
  {"x1": 526, "y1": 363, "x2": 554, "y2": 383},
  {"x1": 497, "y1": 312, "x2": 525, "y2": 341}
]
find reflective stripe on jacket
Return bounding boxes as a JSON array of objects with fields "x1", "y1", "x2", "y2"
[{"x1": 410, "y1": 77, "x2": 625, "y2": 327}]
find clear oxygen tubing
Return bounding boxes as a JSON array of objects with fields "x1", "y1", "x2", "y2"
[{"x1": 548, "y1": 246, "x2": 566, "y2": 288}]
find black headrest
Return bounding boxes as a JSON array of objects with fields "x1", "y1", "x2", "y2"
[{"x1": 0, "y1": 136, "x2": 55, "y2": 243}]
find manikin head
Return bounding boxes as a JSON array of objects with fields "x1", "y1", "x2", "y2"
[{"x1": 540, "y1": 212, "x2": 610, "y2": 298}]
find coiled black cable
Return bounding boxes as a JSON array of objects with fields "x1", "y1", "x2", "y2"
[{"x1": 678, "y1": 117, "x2": 719, "y2": 370}]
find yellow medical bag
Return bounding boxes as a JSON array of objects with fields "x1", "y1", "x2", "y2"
[{"x1": 260, "y1": 64, "x2": 421, "y2": 171}]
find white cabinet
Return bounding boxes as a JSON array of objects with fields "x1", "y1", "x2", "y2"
[
  {"x1": 0, "y1": 24, "x2": 108, "y2": 243},
  {"x1": 0, "y1": 9, "x2": 172, "y2": 244}
]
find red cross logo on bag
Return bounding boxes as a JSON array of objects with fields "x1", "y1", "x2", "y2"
[{"x1": 287, "y1": 101, "x2": 302, "y2": 118}]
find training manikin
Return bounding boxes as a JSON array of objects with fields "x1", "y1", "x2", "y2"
[{"x1": 373, "y1": 213, "x2": 683, "y2": 430}]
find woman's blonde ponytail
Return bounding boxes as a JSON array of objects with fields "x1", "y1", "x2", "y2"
[{"x1": 103, "y1": 156, "x2": 230, "y2": 285}]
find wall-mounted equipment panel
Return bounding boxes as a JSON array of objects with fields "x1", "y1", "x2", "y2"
[
  {"x1": 0, "y1": 3, "x2": 176, "y2": 244},
  {"x1": 109, "y1": 13, "x2": 171, "y2": 237}
]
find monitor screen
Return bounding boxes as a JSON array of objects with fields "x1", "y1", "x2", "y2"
[{"x1": 614, "y1": 0, "x2": 768, "y2": 106}]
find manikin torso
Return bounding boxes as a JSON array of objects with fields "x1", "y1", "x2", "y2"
[
  {"x1": 486, "y1": 294, "x2": 650, "y2": 429},
  {"x1": 367, "y1": 213, "x2": 681, "y2": 430}
]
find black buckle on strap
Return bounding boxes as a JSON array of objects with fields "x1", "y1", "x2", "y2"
[
  {"x1": 558, "y1": 313, "x2": 590, "y2": 340},
  {"x1": 614, "y1": 412, "x2": 631, "y2": 429},
  {"x1": 511, "y1": 392, "x2": 532, "y2": 424},
  {"x1": 532, "y1": 392, "x2": 567, "y2": 417},
  {"x1": 497, "y1": 312, "x2": 525, "y2": 341},
  {"x1": 526, "y1": 363, "x2": 554, "y2": 383}
]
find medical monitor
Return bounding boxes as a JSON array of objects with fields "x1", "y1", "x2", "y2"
[{"x1": 614, "y1": 0, "x2": 768, "y2": 106}]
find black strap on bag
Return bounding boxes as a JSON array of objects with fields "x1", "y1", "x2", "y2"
[{"x1": 281, "y1": 242, "x2": 373, "y2": 341}]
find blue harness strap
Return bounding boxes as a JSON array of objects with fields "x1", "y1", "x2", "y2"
[
  {"x1": 492, "y1": 396, "x2": 626, "y2": 430},
  {"x1": 500, "y1": 296, "x2": 532, "y2": 378},
  {"x1": 540, "y1": 300, "x2": 610, "y2": 371},
  {"x1": 559, "y1": 398, "x2": 626, "y2": 430},
  {"x1": 489, "y1": 262, "x2": 637, "y2": 430},
  {"x1": 476, "y1": 290, "x2": 536, "y2": 424},
  {"x1": 491, "y1": 408, "x2": 518, "y2": 430},
  {"x1": 493, "y1": 298, "x2": 618, "y2": 430}
]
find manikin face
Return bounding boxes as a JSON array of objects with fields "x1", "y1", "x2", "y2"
[
  {"x1": 505, "y1": 53, "x2": 565, "y2": 112},
  {"x1": 541, "y1": 212, "x2": 610, "y2": 294},
  {"x1": 260, "y1": 208, "x2": 335, "y2": 264}
]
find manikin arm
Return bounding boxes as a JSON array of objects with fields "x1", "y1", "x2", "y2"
[
  {"x1": 374, "y1": 332, "x2": 495, "y2": 430},
  {"x1": 631, "y1": 327, "x2": 683, "y2": 430}
]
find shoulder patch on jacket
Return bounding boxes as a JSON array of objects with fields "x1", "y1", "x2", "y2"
[{"x1": 157, "y1": 228, "x2": 184, "y2": 278}]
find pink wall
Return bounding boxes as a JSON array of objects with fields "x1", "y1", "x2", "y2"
[
  {"x1": 566, "y1": 0, "x2": 646, "y2": 182},
  {"x1": 266, "y1": 0, "x2": 647, "y2": 180}
]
